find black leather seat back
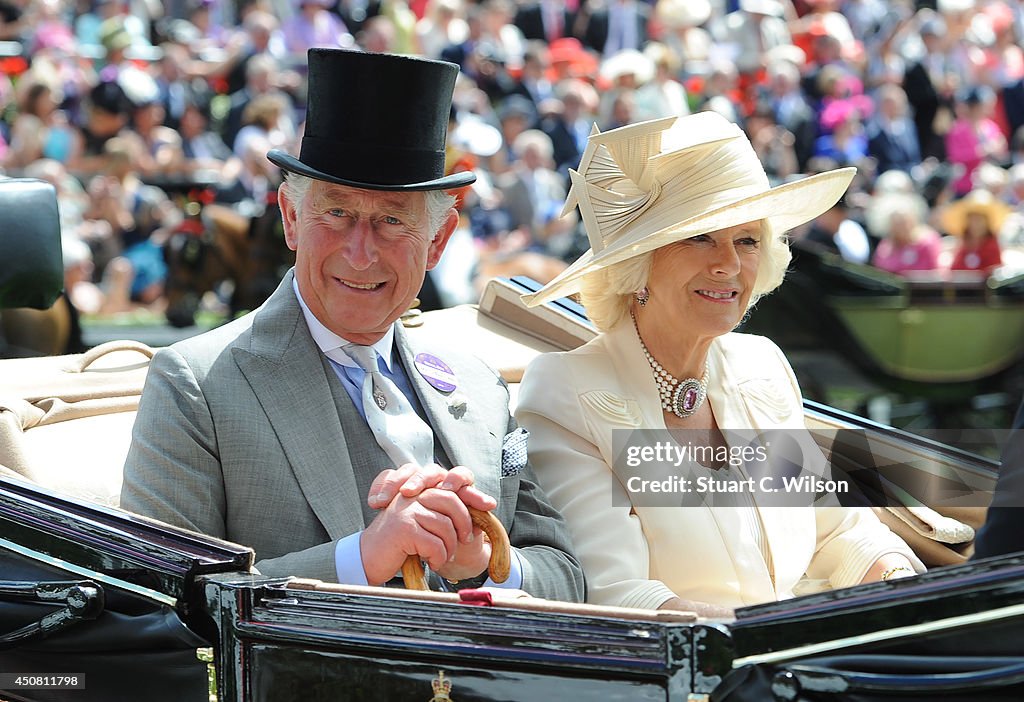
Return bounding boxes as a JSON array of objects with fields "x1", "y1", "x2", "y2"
[{"x1": 0, "y1": 178, "x2": 63, "y2": 310}]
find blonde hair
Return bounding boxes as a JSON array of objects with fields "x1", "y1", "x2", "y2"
[{"x1": 578, "y1": 220, "x2": 790, "y2": 332}]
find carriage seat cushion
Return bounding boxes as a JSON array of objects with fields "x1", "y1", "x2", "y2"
[{"x1": 0, "y1": 341, "x2": 152, "y2": 506}]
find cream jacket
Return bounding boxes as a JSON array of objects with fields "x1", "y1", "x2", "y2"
[{"x1": 515, "y1": 321, "x2": 923, "y2": 610}]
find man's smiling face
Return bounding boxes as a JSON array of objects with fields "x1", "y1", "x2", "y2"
[{"x1": 281, "y1": 180, "x2": 456, "y2": 345}]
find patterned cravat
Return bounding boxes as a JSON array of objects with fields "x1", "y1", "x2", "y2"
[{"x1": 343, "y1": 344, "x2": 434, "y2": 468}]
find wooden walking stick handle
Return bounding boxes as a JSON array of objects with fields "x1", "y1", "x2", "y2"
[{"x1": 401, "y1": 507, "x2": 511, "y2": 591}]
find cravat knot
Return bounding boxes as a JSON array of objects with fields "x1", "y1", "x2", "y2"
[
  {"x1": 343, "y1": 343, "x2": 378, "y2": 373},
  {"x1": 340, "y1": 343, "x2": 434, "y2": 468}
]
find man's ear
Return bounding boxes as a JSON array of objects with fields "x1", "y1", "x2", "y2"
[
  {"x1": 278, "y1": 183, "x2": 300, "y2": 252},
  {"x1": 426, "y1": 207, "x2": 459, "y2": 271}
]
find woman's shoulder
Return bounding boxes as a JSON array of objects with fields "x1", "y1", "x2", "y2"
[
  {"x1": 715, "y1": 331, "x2": 785, "y2": 359},
  {"x1": 715, "y1": 332, "x2": 794, "y2": 383},
  {"x1": 522, "y1": 336, "x2": 609, "y2": 384}
]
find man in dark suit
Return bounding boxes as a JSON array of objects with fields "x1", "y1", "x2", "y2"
[
  {"x1": 220, "y1": 53, "x2": 278, "y2": 152},
  {"x1": 514, "y1": 0, "x2": 573, "y2": 43},
  {"x1": 973, "y1": 400, "x2": 1024, "y2": 559},
  {"x1": 123, "y1": 49, "x2": 584, "y2": 601},
  {"x1": 573, "y1": 0, "x2": 650, "y2": 56},
  {"x1": 540, "y1": 80, "x2": 595, "y2": 183},
  {"x1": 866, "y1": 84, "x2": 922, "y2": 175}
]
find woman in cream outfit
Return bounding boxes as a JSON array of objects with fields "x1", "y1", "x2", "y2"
[{"x1": 515, "y1": 112, "x2": 923, "y2": 616}]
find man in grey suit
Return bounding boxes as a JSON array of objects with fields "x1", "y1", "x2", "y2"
[{"x1": 122, "y1": 49, "x2": 584, "y2": 602}]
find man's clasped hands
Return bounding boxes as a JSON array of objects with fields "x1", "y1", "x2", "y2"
[{"x1": 359, "y1": 463, "x2": 501, "y2": 587}]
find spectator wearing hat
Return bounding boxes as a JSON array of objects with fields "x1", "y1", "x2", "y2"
[
  {"x1": 814, "y1": 97, "x2": 870, "y2": 168},
  {"x1": 799, "y1": 30, "x2": 852, "y2": 106},
  {"x1": 75, "y1": 0, "x2": 137, "y2": 53},
  {"x1": 942, "y1": 188, "x2": 1009, "y2": 274},
  {"x1": 633, "y1": 42, "x2": 690, "y2": 123},
  {"x1": 712, "y1": 0, "x2": 793, "y2": 78},
  {"x1": 946, "y1": 85, "x2": 1008, "y2": 197},
  {"x1": 414, "y1": 0, "x2": 468, "y2": 59},
  {"x1": 546, "y1": 36, "x2": 598, "y2": 82},
  {"x1": 494, "y1": 94, "x2": 538, "y2": 171},
  {"x1": 122, "y1": 49, "x2": 584, "y2": 600},
  {"x1": 66, "y1": 79, "x2": 133, "y2": 178},
  {"x1": 653, "y1": 0, "x2": 712, "y2": 77},
  {"x1": 597, "y1": 48, "x2": 654, "y2": 128},
  {"x1": 869, "y1": 191, "x2": 942, "y2": 275}
]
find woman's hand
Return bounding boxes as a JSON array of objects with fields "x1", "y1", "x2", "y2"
[{"x1": 659, "y1": 596, "x2": 735, "y2": 620}]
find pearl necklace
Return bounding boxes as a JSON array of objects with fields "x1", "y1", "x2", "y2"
[{"x1": 632, "y1": 313, "x2": 709, "y2": 419}]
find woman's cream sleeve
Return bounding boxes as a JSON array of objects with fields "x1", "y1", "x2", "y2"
[
  {"x1": 767, "y1": 341, "x2": 927, "y2": 586},
  {"x1": 516, "y1": 353, "x2": 677, "y2": 609}
]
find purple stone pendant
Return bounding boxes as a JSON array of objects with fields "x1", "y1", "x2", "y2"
[{"x1": 672, "y1": 378, "x2": 706, "y2": 418}]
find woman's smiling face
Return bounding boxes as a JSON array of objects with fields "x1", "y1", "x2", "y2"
[{"x1": 643, "y1": 221, "x2": 763, "y2": 342}]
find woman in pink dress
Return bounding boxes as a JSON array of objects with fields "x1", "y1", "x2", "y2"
[
  {"x1": 945, "y1": 86, "x2": 1008, "y2": 197},
  {"x1": 869, "y1": 191, "x2": 942, "y2": 275}
]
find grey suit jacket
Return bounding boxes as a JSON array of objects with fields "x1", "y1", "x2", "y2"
[{"x1": 122, "y1": 271, "x2": 583, "y2": 602}]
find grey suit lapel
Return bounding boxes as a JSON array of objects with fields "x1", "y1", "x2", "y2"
[
  {"x1": 232, "y1": 273, "x2": 364, "y2": 541},
  {"x1": 394, "y1": 324, "x2": 501, "y2": 502}
]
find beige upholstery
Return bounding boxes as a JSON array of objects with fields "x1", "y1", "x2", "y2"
[{"x1": 0, "y1": 340, "x2": 153, "y2": 506}]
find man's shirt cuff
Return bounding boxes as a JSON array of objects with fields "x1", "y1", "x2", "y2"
[
  {"x1": 334, "y1": 532, "x2": 369, "y2": 585},
  {"x1": 335, "y1": 534, "x2": 524, "y2": 590},
  {"x1": 482, "y1": 548, "x2": 524, "y2": 589}
]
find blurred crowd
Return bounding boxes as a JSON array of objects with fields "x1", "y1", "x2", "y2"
[{"x1": 4, "y1": 0, "x2": 1024, "y2": 336}]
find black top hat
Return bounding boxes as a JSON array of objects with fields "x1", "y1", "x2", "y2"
[{"x1": 267, "y1": 49, "x2": 476, "y2": 192}]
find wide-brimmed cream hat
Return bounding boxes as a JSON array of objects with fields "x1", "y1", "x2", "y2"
[{"x1": 521, "y1": 112, "x2": 856, "y2": 307}]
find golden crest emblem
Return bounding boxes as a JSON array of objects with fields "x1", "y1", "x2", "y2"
[{"x1": 429, "y1": 670, "x2": 454, "y2": 701}]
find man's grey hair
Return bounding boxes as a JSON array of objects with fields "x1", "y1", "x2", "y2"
[
  {"x1": 579, "y1": 220, "x2": 790, "y2": 333},
  {"x1": 280, "y1": 173, "x2": 457, "y2": 239}
]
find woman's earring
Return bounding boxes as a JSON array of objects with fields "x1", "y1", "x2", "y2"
[{"x1": 635, "y1": 287, "x2": 650, "y2": 307}]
